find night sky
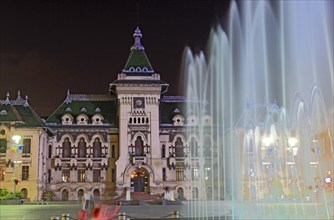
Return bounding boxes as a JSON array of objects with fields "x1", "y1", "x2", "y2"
[{"x1": 0, "y1": 0, "x2": 230, "y2": 116}]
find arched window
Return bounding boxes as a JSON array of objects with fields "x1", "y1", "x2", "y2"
[
  {"x1": 192, "y1": 187, "x2": 199, "y2": 199},
  {"x1": 190, "y1": 137, "x2": 198, "y2": 157},
  {"x1": 135, "y1": 136, "x2": 144, "y2": 156},
  {"x1": 204, "y1": 138, "x2": 211, "y2": 157},
  {"x1": 62, "y1": 138, "x2": 71, "y2": 158},
  {"x1": 177, "y1": 187, "x2": 184, "y2": 200},
  {"x1": 78, "y1": 189, "x2": 84, "y2": 200},
  {"x1": 146, "y1": 118, "x2": 149, "y2": 123},
  {"x1": 93, "y1": 189, "x2": 100, "y2": 199},
  {"x1": 78, "y1": 138, "x2": 87, "y2": 158},
  {"x1": 93, "y1": 138, "x2": 102, "y2": 158},
  {"x1": 21, "y1": 188, "x2": 28, "y2": 199},
  {"x1": 129, "y1": 118, "x2": 132, "y2": 124},
  {"x1": 175, "y1": 137, "x2": 184, "y2": 157},
  {"x1": 134, "y1": 118, "x2": 136, "y2": 123},
  {"x1": 62, "y1": 189, "x2": 69, "y2": 201}
]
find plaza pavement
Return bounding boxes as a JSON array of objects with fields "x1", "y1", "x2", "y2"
[{"x1": 0, "y1": 200, "x2": 333, "y2": 220}]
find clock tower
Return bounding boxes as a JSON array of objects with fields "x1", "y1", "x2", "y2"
[{"x1": 110, "y1": 27, "x2": 168, "y2": 194}]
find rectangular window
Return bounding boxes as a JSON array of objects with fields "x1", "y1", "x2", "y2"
[
  {"x1": 176, "y1": 167, "x2": 184, "y2": 181},
  {"x1": 48, "y1": 169, "x2": 51, "y2": 183},
  {"x1": 192, "y1": 168, "x2": 199, "y2": 180},
  {"x1": 23, "y1": 139, "x2": 31, "y2": 154},
  {"x1": 111, "y1": 145, "x2": 115, "y2": 158},
  {"x1": 0, "y1": 167, "x2": 5, "y2": 181},
  {"x1": 62, "y1": 169, "x2": 70, "y2": 182},
  {"x1": 78, "y1": 170, "x2": 85, "y2": 182},
  {"x1": 22, "y1": 166, "x2": 29, "y2": 180},
  {"x1": 162, "y1": 168, "x2": 166, "y2": 181},
  {"x1": 0, "y1": 139, "x2": 7, "y2": 153},
  {"x1": 93, "y1": 170, "x2": 100, "y2": 182},
  {"x1": 111, "y1": 169, "x2": 116, "y2": 182},
  {"x1": 48, "y1": 145, "x2": 52, "y2": 158}
]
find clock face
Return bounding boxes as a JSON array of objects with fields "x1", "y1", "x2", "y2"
[
  {"x1": 136, "y1": 99, "x2": 142, "y2": 106},
  {"x1": 134, "y1": 97, "x2": 144, "y2": 108}
]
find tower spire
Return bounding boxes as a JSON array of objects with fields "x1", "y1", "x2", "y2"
[{"x1": 131, "y1": 27, "x2": 145, "y2": 51}]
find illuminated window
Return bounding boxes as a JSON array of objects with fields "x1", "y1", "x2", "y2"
[
  {"x1": 192, "y1": 168, "x2": 199, "y2": 180},
  {"x1": 62, "y1": 169, "x2": 70, "y2": 182},
  {"x1": 22, "y1": 166, "x2": 29, "y2": 180},
  {"x1": 134, "y1": 136, "x2": 144, "y2": 156},
  {"x1": 176, "y1": 167, "x2": 184, "y2": 181},
  {"x1": 78, "y1": 170, "x2": 85, "y2": 182}
]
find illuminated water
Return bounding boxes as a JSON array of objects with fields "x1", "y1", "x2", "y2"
[{"x1": 183, "y1": 1, "x2": 333, "y2": 219}]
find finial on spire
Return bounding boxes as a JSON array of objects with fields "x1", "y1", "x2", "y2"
[
  {"x1": 131, "y1": 27, "x2": 145, "y2": 51},
  {"x1": 4, "y1": 92, "x2": 11, "y2": 105},
  {"x1": 16, "y1": 90, "x2": 24, "y2": 101},
  {"x1": 64, "y1": 89, "x2": 72, "y2": 104},
  {"x1": 23, "y1": 95, "x2": 29, "y2": 107}
]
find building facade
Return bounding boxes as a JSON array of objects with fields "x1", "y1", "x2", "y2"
[
  {"x1": 0, "y1": 27, "x2": 208, "y2": 201},
  {"x1": 0, "y1": 93, "x2": 49, "y2": 201}
]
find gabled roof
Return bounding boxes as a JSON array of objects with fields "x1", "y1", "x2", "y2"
[
  {"x1": 46, "y1": 92, "x2": 118, "y2": 127},
  {"x1": 0, "y1": 92, "x2": 45, "y2": 128}
]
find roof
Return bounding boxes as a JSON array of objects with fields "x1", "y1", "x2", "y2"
[
  {"x1": 122, "y1": 27, "x2": 155, "y2": 76},
  {"x1": 160, "y1": 96, "x2": 187, "y2": 124},
  {"x1": 46, "y1": 93, "x2": 118, "y2": 127},
  {"x1": 0, "y1": 92, "x2": 45, "y2": 128}
]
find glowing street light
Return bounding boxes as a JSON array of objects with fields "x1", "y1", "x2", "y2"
[
  {"x1": 262, "y1": 136, "x2": 273, "y2": 147},
  {"x1": 288, "y1": 137, "x2": 298, "y2": 156},
  {"x1": 12, "y1": 135, "x2": 21, "y2": 144}
]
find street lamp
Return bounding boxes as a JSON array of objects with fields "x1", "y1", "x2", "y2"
[
  {"x1": 11, "y1": 135, "x2": 21, "y2": 196},
  {"x1": 288, "y1": 137, "x2": 298, "y2": 156}
]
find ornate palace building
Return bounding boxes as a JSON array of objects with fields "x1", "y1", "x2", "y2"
[{"x1": 0, "y1": 27, "x2": 208, "y2": 201}]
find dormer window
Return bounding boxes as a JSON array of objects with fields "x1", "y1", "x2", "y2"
[
  {"x1": 172, "y1": 114, "x2": 185, "y2": 126},
  {"x1": 80, "y1": 107, "x2": 87, "y2": 112},
  {"x1": 61, "y1": 114, "x2": 73, "y2": 125},
  {"x1": 0, "y1": 110, "x2": 7, "y2": 115},
  {"x1": 77, "y1": 114, "x2": 88, "y2": 125},
  {"x1": 65, "y1": 107, "x2": 72, "y2": 112},
  {"x1": 202, "y1": 115, "x2": 212, "y2": 126},
  {"x1": 92, "y1": 114, "x2": 104, "y2": 125},
  {"x1": 95, "y1": 107, "x2": 101, "y2": 112},
  {"x1": 187, "y1": 115, "x2": 198, "y2": 126}
]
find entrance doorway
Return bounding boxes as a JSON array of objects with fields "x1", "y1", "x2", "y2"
[{"x1": 130, "y1": 168, "x2": 149, "y2": 192}]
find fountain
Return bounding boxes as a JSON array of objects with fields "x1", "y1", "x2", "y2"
[{"x1": 183, "y1": 1, "x2": 333, "y2": 219}]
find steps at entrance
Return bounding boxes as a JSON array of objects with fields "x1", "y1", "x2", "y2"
[
  {"x1": 130, "y1": 192, "x2": 160, "y2": 201},
  {"x1": 116, "y1": 192, "x2": 161, "y2": 202}
]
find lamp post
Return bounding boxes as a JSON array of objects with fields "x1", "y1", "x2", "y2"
[{"x1": 12, "y1": 135, "x2": 21, "y2": 196}]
